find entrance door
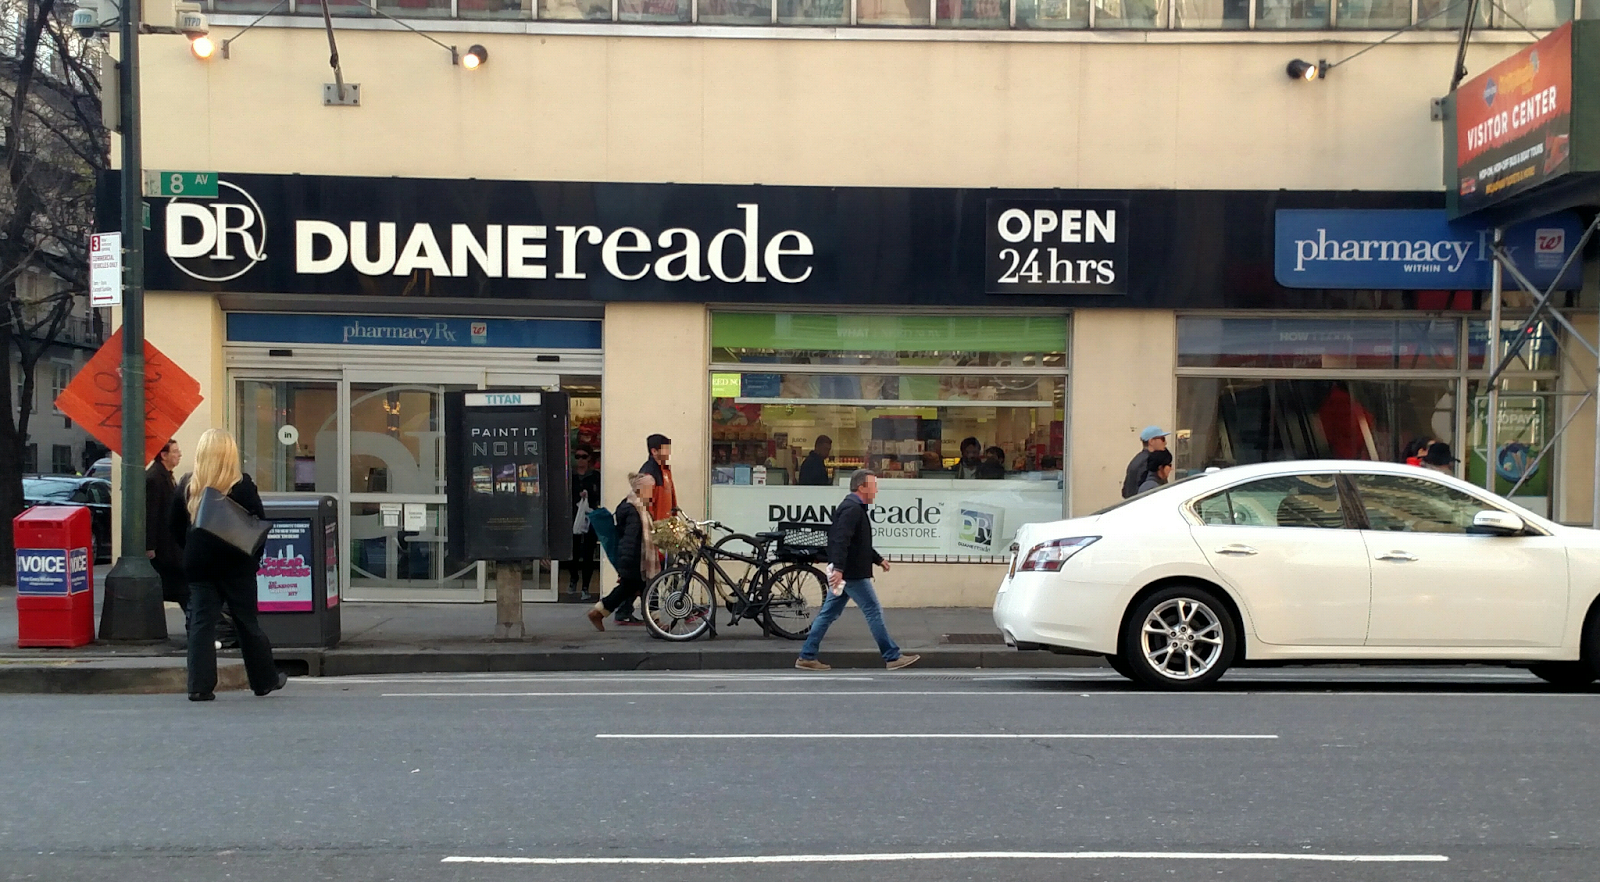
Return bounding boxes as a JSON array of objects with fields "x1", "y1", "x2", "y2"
[{"x1": 345, "y1": 374, "x2": 484, "y2": 600}]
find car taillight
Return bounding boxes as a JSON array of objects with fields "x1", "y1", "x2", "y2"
[{"x1": 1018, "y1": 537, "x2": 1099, "y2": 572}]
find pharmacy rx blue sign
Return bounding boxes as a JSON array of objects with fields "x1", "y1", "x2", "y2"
[{"x1": 1274, "y1": 210, "x2": 1584, "y2": 290}]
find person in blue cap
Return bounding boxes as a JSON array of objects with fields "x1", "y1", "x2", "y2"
[{"x1": 1122, "y1": 426, "x2": 1171, "y2": 498}]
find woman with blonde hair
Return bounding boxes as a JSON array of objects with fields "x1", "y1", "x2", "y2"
[
  {"x1": 169, "y1": 428, "x2": 286, "y2": 702},
  {"x1": 585, "y1": 471, "x2": 660, "y2": 631}
]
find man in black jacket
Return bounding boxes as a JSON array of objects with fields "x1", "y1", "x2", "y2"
[
  {"x1": 146, "y1": 440, "x2": 186, "y2": 613},
  {"x1": 795, "y1": 469, "x2": 920, "y2": 672}
]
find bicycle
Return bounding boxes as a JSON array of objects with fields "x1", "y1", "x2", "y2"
[{"x1": 641, "y1": 517, "x2": 829, "y2": 642}]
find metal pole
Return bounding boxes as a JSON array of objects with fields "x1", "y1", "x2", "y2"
[
  {"x1": 1484, "y1": 227, "x2": 1502, "y2": 492},
  {"x1": 99, "y1": 0, "x2": 166, "y2": 642},
  {"x1": 1593, "y1": 313, "x2": 1600, "y2": 528}
]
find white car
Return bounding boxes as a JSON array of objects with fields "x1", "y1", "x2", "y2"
[{"x1": 993, "y1": 460, "x2": 1600, "y2": 690}]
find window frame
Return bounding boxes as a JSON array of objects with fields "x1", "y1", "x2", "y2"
[
  {"x1": 1340, "y1": 470, "x2": 1548, "y2": 536},
  {"x1": 1188, "y1": 471, "x2": 1359, "y2": 529}
]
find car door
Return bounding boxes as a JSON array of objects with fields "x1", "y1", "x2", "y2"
[
  {"x1": 1189, "y1": 472, "x2": 1372, "y2": 646},
  {"x1": 1349, "y1": 472, "x2": 1568, "y2": 648}
]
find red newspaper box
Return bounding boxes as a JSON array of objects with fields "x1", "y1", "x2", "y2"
[{"x1": 14, "y1": 506, "x2": 95, "y2": 648}]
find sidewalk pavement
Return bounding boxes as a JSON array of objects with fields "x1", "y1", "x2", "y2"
[{"x1": 0, "y1": 583, "x2": 1098, "y2": 693}]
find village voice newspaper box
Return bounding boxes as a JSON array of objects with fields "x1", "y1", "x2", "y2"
[
  {"x1": 14, "y1": 506, "x2": 95, "y2": 647},
  {"x1": 255, "y1": 496, "x2": 341, "y2": 649}
]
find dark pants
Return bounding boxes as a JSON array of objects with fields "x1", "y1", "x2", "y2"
[
  {"x1": 599, "y1": 576, "x2": 646, "y2": 615},
  {"x1": 187, "y1": 575, "x2": 279, "y2": 695},
  {"x1": 566, "y1": 530, "x2": 598, "y2": 593}
]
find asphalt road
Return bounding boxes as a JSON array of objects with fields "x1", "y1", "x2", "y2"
[{"x1": 1, "y1": 667, "x2": 1596, "y2": 882}]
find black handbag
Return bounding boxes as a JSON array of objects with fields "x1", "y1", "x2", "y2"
[{"x1": 194, "y1": 486, "x2": 270, "y2": 557}]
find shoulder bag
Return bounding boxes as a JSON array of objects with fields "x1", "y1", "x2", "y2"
[{"x1": 194, "y1": 485, "x2": 270, "y2": 557}]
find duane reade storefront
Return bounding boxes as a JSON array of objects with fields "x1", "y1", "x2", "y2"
[{"x1": 122, "y1": 172, "x2": 1594, "y2": 606}]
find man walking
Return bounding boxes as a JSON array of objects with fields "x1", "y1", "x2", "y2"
[
  {"x1": 616, "y1": 434, "x2": 677, "y2": 624},
  {"x1": 795, "y1": 469, "x2": 919, "y2": 672},
  {"x1": 1122, "y1": 426, "x2": 1170, "y2": 498}
]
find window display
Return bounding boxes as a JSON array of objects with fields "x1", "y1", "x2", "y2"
[{"x1": 708, "y1": 313, "x2": 1068, "y2": 560}]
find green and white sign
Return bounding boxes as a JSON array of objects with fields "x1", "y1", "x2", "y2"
[{"x1": 143, "y1": 171, "x2": 219, "y2": 198}]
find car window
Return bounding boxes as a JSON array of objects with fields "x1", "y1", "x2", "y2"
[
  {"x1": 87, "y1": 483, "x2": 110, "y2": 505},
  {"x1": 1195, "y1": 474, "x2": 1346, "y2": 529},
  {"x1": 22, "y1": 480, "x2": 76, "y2": 502},
  {"x1": 1352, "y1": 474, "x2": 1499, "y2": 534}
]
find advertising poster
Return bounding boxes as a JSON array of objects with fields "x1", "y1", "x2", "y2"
[
  {"x1": 257, "y1": 520, "x2": 315, "y2": 612},
  {"x1": 445, "y1": 391, "x2": 571, "y2": 561},
  {"x1": 325, "y1": 518, "x2": 340, "y2": 607},
  {"x1": 1455, "y1": 24, "x2": 1574, "y2": 214},
  {"x1": 15, "y1": 547, "x2": 90, "y2": 596}
]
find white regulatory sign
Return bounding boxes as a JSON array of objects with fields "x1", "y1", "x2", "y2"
[{"x1": 89, "y1": 233, "x2": 122, "y2": 307}]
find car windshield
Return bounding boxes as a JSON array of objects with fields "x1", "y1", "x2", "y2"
[
  {"x1": 23, "y1": 479, "x2": 78, "y2": 501},
  {"x1": 1090, "y1": 473, "x2": 1208, "y2": 516}
]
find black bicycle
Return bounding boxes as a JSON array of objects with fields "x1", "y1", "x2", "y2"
[{"x1": 642, "y1": 518, "x2": 830, "y2": 642}]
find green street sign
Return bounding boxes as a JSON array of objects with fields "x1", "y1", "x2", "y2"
[
  {"x1": 143, "y1": 171, "x2": 218, "y2": 198},
  {"x1": 141, "y1": 201, "x2": 151, "y2": 231}
]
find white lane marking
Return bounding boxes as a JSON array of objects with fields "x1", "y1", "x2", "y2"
[
  {"x1": 442, "y1": 850, "x2": 1444, "y2": 865},
  {"x1": 595, "y1": 733, "x2": 1278, "y2": 740}
]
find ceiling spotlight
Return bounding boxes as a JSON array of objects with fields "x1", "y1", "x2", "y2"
[
  {"x1": 1286, "y1": 59, "x2": 1320, "y2": 81},
  {"x1": 462, "y1": 44, "x2": 488, "y2": 70},
  {"x1": 191, "y1": 35, "x2": 216, "y2": 60}
]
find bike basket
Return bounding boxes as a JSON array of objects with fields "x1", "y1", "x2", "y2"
[{"x1": 775, "y1": 522, "x2": 829, "y2": 563}]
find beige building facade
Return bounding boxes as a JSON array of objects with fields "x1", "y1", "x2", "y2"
[{"x1": 115, "y1": 11, "x2": 1596, "y2": 607}]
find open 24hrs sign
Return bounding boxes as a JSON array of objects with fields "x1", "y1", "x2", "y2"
[{"x1": 985, "y1": 199, "x2": 1129, "y2": 295}]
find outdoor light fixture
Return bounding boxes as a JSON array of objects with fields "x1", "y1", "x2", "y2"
[
  {"x1": 1286, "y1": 59, "x2": 1321, "y2": 81},
  {"x1": 190, "y1": 34, "x2": 215, "y2": 59},
  {"x1": 461, "y1": 44, "x2": 488, "y2": 70}
]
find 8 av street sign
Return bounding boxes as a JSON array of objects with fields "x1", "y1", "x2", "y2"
[{"x1": 143, "y1": 170, "x2": 218, "y2": 198}]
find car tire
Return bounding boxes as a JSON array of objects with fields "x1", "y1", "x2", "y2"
[
  {"x1": 1528, "y1": 662, "x2": 1596, "y2": 690},
  {"x1": 1104, "y1": 653, "x2": 1136, "y2": 681},
  {"x1": 1121, "y1": 584, "x2": 1238, "y2": 691}
]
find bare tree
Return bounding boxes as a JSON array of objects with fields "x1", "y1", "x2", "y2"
[{"x1": 0, "y1": 0, "x2": 109, "y2": 578}]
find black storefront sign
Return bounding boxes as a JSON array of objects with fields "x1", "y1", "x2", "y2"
[
  {"x1": 102, "y1": 171, "x2": 1449, "y2": 309},
  {"x1": 444, "y1": 391, "x2": 572, "y2": 562},
  {"x1": 985, "y1": 199, "x2": 1128, "y2": 294}
]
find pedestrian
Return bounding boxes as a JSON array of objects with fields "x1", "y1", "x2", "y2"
[
  {"x1": 954, "y1": 437, "x2": 982, "y2": 479},
  {"x1": 620, "y1": 434, "x2": 677, "y2": 624},
  {"x1": 1137, "y1": 449, "x2": 1174, "y2": 493},
  {"x1": 1122, "y1": 426, "x2": 1170, "y2": 498},
  {"x1": 1403, "y1": 437, "x2": 1435, "y2": 467},
  {"x1": 585, "y1": 472, "x2": 661, "y2": 632},
  {"x1": 975, "y1": 445, "x2": 1007, "y2": 480},
  {"x1": 1420, "y1": 441, "x2": 1458, "y2": 475},
  {"x1": 798, "y1": 435, "x2": 833, "y2": 486},
  {"x1": 146, "y1": 439, "x2": 186, "y2": 616},
  {"x1": 795, "y1": 469, "x2": 920, "y2": 672},
  {"x1": 566, "y1": 444, "x2": 601, "y2": 601},
  {"x1": 171, "y1": 428, "x2": 287, "y2": 702}
]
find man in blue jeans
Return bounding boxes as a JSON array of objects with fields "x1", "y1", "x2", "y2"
[{"x1": 796, "y1": 469, "x2": 920, "y2": 672}]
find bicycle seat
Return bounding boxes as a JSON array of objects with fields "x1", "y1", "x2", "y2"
[{"x1": 753, "y1": 531, "x2": 784, "y2": 542}]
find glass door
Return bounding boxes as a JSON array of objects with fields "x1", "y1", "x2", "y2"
[{"x1": 345, "y1": 374, "x2": 484, "y2": 600}]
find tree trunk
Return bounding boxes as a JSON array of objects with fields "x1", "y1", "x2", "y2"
[{"x1": 0, "y1": 287, "x2": 24, "y2": 585}]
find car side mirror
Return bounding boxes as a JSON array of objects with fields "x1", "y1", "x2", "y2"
[{"x1": 1471, "y1": 510, "x2": 1525, "y2": 536}]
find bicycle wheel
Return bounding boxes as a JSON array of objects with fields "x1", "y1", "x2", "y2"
[
  {"x1": 642, "y1": 567, "x2": 715, "y2": 642},
  {"x1": 761, "y1": 562, "x2": 829, "y2": 640}
]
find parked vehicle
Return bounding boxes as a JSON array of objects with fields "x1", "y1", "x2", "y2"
[
  {"x1": 87, "y1": 457, "x2": 112, "y2": 479},
  {"x1": 993, "y1": 460, "x2": 1600, "y2": 690},
  {"x1": 22, "y1": 476, "x2": 112, "y2": 563}
]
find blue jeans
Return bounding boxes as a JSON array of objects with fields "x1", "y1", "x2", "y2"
[{"x1": 798, "y1": 578, "x2": 901, "y2": 662}]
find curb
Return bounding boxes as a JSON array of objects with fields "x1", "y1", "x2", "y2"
[{"x1": 0, "y1": 659, "x2": 251, "y2": 695}]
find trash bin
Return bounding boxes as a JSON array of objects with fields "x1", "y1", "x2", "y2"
[
  {"x1": 14, "y1": 506, "x2": 95, "y2": 648},
  {"x1": 255, "y1": 496, "x2": 340, "y2": 649}
]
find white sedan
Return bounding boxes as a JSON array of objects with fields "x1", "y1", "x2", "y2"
[{"x1": 993, "y1": 460, "x2": 1600, "y2": 690}]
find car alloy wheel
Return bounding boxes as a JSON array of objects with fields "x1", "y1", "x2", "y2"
[{"x1": 1122, "y1": 585, "x2": 1238, "y2": 690}]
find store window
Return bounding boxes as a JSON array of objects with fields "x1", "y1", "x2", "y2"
[
  {"x1": 1015, "y1": 0, "x2": 1090, "y2": 26},
  {"x1": 701, "y1": 0, "x2": 773, "y2": 22},
  {"x1": 1174, "y1": 0, "x2": 1248, "y2": 27},
  {"x1": 936, "y1": 0, "x2": 1009, "y2": 27},
  {"x1": 778, "y1": 0, "x2": 849, "y2": 22},
  {"x1": 619, "y1": 0, "x2": 692, "y2": 21},
  {"x1": 1336, "y1": 0, "x2": 1410, "y2": 27},
  {"x1": 708, "y1": 313, "x2": 1068, "y2": 561},
  {"x1": 538, "y1": 0, "x2": 610, "y2": 18},
  {"x1": 1093, "y1": 0, "x2": 1166, "y2": 26},
  {"x1": 857, "y1": 0, "x2": 933, "y2": 24}
]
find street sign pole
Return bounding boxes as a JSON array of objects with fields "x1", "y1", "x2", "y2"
[{"x1": 99, "y1": 0, "x2": 166, "y2": 643}]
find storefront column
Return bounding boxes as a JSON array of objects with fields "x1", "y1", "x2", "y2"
[
  {"x1": 1068, "y1": 309, "x2": 1177, "y2": 516},
  {"x1": 600, "y1": 302, "x2": 711, "y2": 564},
  {"x1": 108, "y1": 291, "x2": 226, "y2": 559},
  {"x1": 1557, "y1": 313, "x2": 1598, "y2": 526}
]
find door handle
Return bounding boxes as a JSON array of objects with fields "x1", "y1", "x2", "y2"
[
  {"x1": 1214, "y1": 544, "x2": 1258, "y2": 556},
  {"x1": 1376, "y1": 551, "x2": 1418, "y2": 562}
]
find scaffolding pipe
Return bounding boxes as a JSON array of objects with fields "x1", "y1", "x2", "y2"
[{"x1": 1486, "y1": 228, "x2": 1502, "y2": 491}]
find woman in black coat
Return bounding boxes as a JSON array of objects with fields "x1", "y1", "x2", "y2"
[
  {"x1": 585, "y1": 471, "x2": 660, "y2": 632},
  {"x1": 170, "y1": 428, "x2": 286, "y2": 702}
]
